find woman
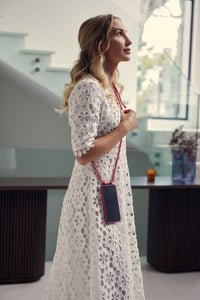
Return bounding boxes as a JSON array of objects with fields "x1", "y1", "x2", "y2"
[{"x1": 46, "y1": 14, "x2": 145, "y2": 300}]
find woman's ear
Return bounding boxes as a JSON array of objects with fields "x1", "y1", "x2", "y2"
[
  {"x1": 100, "y1": 42, "x2": 106, "y2": 53},
  {"x1": 101, "y1": 40, "x2": 109, "y2": 53}
]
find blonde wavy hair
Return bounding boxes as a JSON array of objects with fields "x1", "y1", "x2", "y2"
[{"x1": 61, "y1": 14, "x2": 123, "y2": 112}]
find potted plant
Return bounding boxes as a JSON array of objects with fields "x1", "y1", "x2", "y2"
[{"x1": 169, "y1": 126, "x2": 200, "y2": 182}]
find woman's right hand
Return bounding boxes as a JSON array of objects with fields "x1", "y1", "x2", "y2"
[{"x1": 120, "y1": 109, "x2": 138, "y2": 135}]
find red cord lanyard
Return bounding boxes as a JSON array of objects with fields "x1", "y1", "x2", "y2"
[
  {"x1": 112, "y1": 83, "x2": 126, "y2": 110},
  {"x1": 92, "y1": 140, "x2": 122, "y2": 185},
  {"x1": 91, "y1": 84, "x2": 126, "y2": 185}
]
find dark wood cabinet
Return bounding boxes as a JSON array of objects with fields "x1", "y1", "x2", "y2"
[
  {"x1": 0, "y1": 190, "x2": 47, "y2": 283},
  {"x1": 0, "y1": 177, "x2": 69, "y2": 283},
  {"x1": 147, "y1": 188, "x2": 200, "y2": 272},
  {"x1": 131, "y1": 176, "x2": 200, "y2": 272}
]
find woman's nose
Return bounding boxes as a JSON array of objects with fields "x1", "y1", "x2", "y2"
[{"x1": 125, "y1": 36, "x2": 132, "y2": 46}]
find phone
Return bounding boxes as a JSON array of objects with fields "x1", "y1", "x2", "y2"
[{"x1": 100, "y1": 184, "x2": 121, "y2": 224}]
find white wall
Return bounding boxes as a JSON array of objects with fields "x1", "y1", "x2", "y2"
[
  {"x1": 0, "y1": 60, "x2": 71, "y2": 149},
  {"x1": 0, "y1": 0, "x2": 139, "y2": 108}
]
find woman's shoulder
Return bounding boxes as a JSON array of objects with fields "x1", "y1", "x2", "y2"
[
  {"x1": 68, "y1": 76, "x2": 106, "y2": 110},
  {"x1": 71, "y1": 76, "x2": 104, "y2": 96}
]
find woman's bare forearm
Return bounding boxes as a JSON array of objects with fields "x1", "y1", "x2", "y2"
[
  {"x1": 76, "y1": 123, "x2": 127, "y2": 165},
  {"x1": 76, "y1": 109, "x2": 138, "y2": 165}
]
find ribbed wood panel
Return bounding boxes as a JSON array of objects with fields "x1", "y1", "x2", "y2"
[
  {"x1": 0, "y1": 190, "x2": 47, "y2": 283},
  {"x1": 147, "y1": 188, "x2": 200, "y2": 272}
]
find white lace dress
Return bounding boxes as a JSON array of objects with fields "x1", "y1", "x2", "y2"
[{"x1": 46, "y1": 78, "x2": 145, "y2": 300}]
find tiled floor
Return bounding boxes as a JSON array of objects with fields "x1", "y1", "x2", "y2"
[{"x1": 0, "y1": 258, "x2": 200, "y2": 300}]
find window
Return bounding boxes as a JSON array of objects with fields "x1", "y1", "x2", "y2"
[{"x1": 137, "y1": 0, "x2": 194, "y2": 120}]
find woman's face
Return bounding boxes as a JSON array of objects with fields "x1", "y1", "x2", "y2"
[{"x1": 104, "y1": 18, "x2": 132, "y2": 66}]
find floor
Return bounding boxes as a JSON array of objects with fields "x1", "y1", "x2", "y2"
[{"x1": 0, "y1": 258, "x2": 200, "y2": 300}]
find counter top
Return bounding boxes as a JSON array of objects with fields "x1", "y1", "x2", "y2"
[{"x1": 1, "y1": 176, "x2": 200, "y2": 190}]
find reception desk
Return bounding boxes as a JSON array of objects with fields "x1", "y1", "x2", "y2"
[{"x1": 0, "y1": 176, "x2": 200, "y2": 283}]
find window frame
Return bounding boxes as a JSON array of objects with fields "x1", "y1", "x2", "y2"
[{"x1": 137, "y1": 0, "x2": 195, "y2": 128}]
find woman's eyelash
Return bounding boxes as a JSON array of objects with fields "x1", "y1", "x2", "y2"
[{"x1": 117, "y1": 31, "x2": 123, "y2": 36}]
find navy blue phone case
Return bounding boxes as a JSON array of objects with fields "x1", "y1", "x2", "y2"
[{"x1": 100, "y1": 184, "x2": 121, "y2": 224}]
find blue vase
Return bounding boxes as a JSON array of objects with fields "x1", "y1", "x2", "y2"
[
  {"x1": 183, "y1": 152, "x2": 196, "y2": 183},
  {"x1": 172, "y1": 150, "x2": 196, "y2": 183},
  {"x1": 172, "y1": 150, "x2": 184, "y2": 182}
]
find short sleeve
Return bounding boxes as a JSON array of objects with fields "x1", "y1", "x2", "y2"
[{"x1": 68, "y1": 78, "x2": 102, "y2": 157}]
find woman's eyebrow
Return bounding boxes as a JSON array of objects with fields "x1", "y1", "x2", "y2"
[{"x1": 113, "y1": 28, "x2": 127, "y2": 33}]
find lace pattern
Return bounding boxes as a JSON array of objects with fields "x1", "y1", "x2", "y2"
[
  {"x1": 74, "y1": 143, "x2": 95, "y2": 157},
  {"x1": 46, "y1": 78, "x2": 145, "y2": 300},
  {"x1": 68, "y1": 79, "x2": 102, "y2": 157}
]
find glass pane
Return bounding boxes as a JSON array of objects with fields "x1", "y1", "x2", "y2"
[{"x1": 137, "y1": 0, "x2": 193, "y2": 119}]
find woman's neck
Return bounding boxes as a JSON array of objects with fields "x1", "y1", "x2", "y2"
[{"x1": 104, "y1": 62, "x2": 118, "y2": 84}]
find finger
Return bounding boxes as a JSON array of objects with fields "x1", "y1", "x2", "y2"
[
  {"x1": 120, "y1": 109, "x2": 125, "y2": 117},
  {"x1": 123, "y1": 109, "x2": 135, "y2": 114}
]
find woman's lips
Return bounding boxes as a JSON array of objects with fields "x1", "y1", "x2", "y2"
[{"x1": 124, "y1": 48, "x2": 131, "y2": 54}]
